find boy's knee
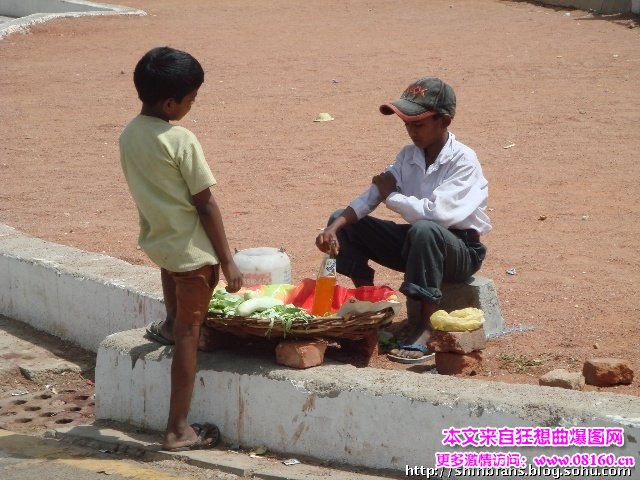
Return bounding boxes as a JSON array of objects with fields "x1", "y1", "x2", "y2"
[
  {"x1": 328, "y1": 208, "x2": 345, "y2": 226},
  {"x1": 408, "y1": 220, "x2": 440, "y2": 240}
]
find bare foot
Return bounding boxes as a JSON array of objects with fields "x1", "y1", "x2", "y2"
[
  {"x1": 162, "y1": 423, "x2": 219, "y2": 451},
  {"x1": 402, "y1": 327, "x2": 432, "y2": 347},
  {"x1": 390, "y1": 326, "x2": 433, "y2": 359},
  {"x1": 387, "y1": 300, "x2": 437, "y2": 360},
  {"x1": 163, "y1": 425, "x2": 198, "y2": 451}
]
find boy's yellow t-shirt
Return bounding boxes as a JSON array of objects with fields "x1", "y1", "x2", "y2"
[{"x1": 119, "y1": 115, "x2": 219, "y2": 272}]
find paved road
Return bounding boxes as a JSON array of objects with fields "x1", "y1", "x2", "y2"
[{"x1": 0, "y1": 430, "x2": 236, "y2": 480}]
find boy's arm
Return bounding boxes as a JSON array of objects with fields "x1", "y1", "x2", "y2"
[
  {"x1": 347, "y1": 155, "x2": 403, "y2": 220},
  {"x1": 192, "y1": 187, "x2": 243, "y2": 293},
  {"x1": 315, "y1": 159, "x2": 401, "y2": 254},
  {"x1": 384, "y1": 162, "x2": 487, "y2": 226}
]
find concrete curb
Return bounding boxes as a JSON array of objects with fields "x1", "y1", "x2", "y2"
[
  {"x1": 96, "y1": 328, "x2": 640, "y2": 476},
  {"x1": 537, "y1": 0, "x2": 639, "y2": 15},
  {"x1": 54, "y1": 423, "x2": 397, "y2": 480},
  {"x1": 0, "y1": 0, "x2": 146, "y2": 40},
  {"x1": 0, "y1": 224, "x2": 165, "y2": 352}
]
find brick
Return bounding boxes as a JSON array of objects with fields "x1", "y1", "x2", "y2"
[
  {"x1": 275, "y1": 339, "x2": 328, "y2": 369},
  {"x1": 426, "y1": 327, "x2": 486, "y2": 354},
  {"x1": 539, "y1": 369, "x2": 585, "y2": 391},
  {"x1": 340, "y1": 331, "x2": 379, "y2": 359},
  {"x1": 583, "y1": 358, "x2": 634, "y2": 387},
  {"x1": 324, "y1": 331, "x2": 379, "y2": 368},
  {"x1": 435, "y1": 352, "x2": 483, "y2": 376}
]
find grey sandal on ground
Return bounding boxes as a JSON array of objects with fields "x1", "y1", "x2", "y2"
[{"x1": 145, "y1": 320, "x2": 174, "y2": 345}]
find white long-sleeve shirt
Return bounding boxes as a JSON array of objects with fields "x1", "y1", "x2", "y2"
[{"x1": 348, "y1": 132, "x2": 492, "y2": 235}]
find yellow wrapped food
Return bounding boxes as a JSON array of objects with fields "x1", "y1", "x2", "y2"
[{"x1": 430, "y1": 308, "x2": 485, "y2": 332}]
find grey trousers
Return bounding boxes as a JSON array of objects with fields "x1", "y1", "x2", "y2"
[{"x1": 330, "y1": 210, "x2": 486, "y2": 305}]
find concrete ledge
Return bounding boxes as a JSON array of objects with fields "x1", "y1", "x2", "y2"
[
  {"x1": 537, "y1": 0, "x2": 636, "y2": 14},
  {"x1": 407, "y1": 276, "x2": 505, "y2": 336},
  {"x1": 97, "y1": 328, "x2": 640, "y2": 474},
  {"x1": 0, "y1": 223, "x2": 505, "y2": 351},
  {"x1": 0, "y1": 0, "x2": 145, "y2": 40},
  {"x1": 0, "y1": 224, "x2": 164, "y2": 351}
]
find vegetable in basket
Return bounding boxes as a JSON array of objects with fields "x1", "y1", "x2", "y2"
[
  {"x1": 208, "y1": 287, "x2": 314, "y2": 338},
  {"x1": 208, "y1": 289, "x2": 244, "y2": 315},
  {"x1": 208, "y1": 288, "x2": 310, "y2": 320},
  {"x1": 237, "y1": 297, "x2": 284, "y2": 317}
]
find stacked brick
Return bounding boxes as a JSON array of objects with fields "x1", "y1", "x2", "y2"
[
  {"x1": 538, "y1": 358, "x2": 634, "y2": 390},
  {"x1": 427, "y1": 326, "x2": 486, "y2": 376}
]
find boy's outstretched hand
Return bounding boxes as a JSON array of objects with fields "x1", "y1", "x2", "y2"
[
  {"x1": 221, "y1": 260, "x2": 243, "y2": 293},
  {"x1": 372, "y1": 171, "x2": 397, "y2": 199}
]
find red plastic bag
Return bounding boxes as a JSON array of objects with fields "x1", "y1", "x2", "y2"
[{"x1": 286, "y1": 278, "x2": 397, "y2": 314}]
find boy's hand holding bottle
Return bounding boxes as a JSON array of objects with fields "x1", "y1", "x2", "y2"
[{"x1": 315, "y1": 229, "x2": 340, "y2": 256}]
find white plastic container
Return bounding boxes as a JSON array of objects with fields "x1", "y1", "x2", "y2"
[{"x1": 233, "y1": 247, "x2": 292, "y2": 286}]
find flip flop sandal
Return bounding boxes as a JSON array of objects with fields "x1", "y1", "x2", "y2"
[
  {"x1": 145, "y1": 320, "x2": 174, "y2": 345},
  {"x1": 164, "y1": 423, "x2": 221, "y2": 452},
  {"x1": 387, "y1": 343, "x2": 435, "y2": 364}
]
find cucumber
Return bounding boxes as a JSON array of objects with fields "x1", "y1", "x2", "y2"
[
  {"x1": 243, "y1": 290, "x2": 261, "y2": 301},
  {"x1": 237, "y1": 297, "x2": 284, "y2": 317}
]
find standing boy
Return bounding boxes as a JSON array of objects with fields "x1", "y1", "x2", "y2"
[
  {"x1": 316, "y1": 77, "x2": 491, "y2": 361},
  {"x1": 119, "y1": 47, "x2": 243, "y2": 450}
]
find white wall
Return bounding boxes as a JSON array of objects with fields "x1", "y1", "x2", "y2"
[
  {"x1": 2, "y1": 1, "x2": 117, "y2": 17},
  {"x1": 97, "y1": 329, "x2": 640, "y2": 475},
  {"x1": 0, "y1": 0, "x2": 145, "y2": 40},
  {"x1": 0, "y1": 224, "x2": 165, "y2": 352},
  {"x1": 535, "y1": 0, "x2": 632, "y2": 14}
]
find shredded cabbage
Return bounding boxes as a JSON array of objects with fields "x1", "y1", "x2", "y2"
[
  {"x1": 208, "y1": 289, "x2": 244, "y2": 316},
  {"x1": 208, "y1": 289, "x2": 313, "y2": 337}
]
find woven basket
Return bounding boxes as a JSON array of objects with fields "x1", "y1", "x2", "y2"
[{"x1": 205, "y1": 307, "x2": 395, "y2": 341}]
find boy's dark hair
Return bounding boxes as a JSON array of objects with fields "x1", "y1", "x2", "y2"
[{"x1": 133, "y1": 47, "x2": 204, "y2": 104}]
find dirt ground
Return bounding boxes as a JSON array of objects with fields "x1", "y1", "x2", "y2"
[{"x1": 1, "y1": 0, "x2": 639, "y2": 396}]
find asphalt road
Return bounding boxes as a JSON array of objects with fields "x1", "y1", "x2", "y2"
[{"x1": 0, "y1": 430, "x2": 237, "y2": 480}]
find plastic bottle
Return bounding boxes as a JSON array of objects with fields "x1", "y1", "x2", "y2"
[
  {"x1": 232, "y1": 247, "x2": 292, "y2": 286},
  {"x1": 311, "y1": 254, "x2": 337, "y2": 316}
]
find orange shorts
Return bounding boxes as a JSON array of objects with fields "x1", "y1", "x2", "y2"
[{"x1": 161, "y1": 264, "x2": 220, "y2": 326}]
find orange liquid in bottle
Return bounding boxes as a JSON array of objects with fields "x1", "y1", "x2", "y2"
[{"x1": 311, "y1": 275, "x2": 336, "y2": 316}]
